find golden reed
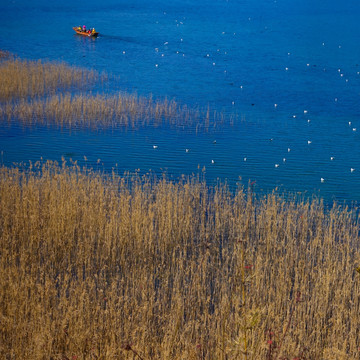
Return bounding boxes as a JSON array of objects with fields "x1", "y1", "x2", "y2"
[
  {"x1": 1, "y1": 93, "x2": 206, "y2": 129},
  {"x1": 0, "y1": 57, "x2": 98, "y2": 100},
  {"x1": 0, "y1": 161, "x2": 359, "y2": 359}
]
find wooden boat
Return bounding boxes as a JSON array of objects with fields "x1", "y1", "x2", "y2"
[{"x1": 73, "y1": 27, "x2": 99, "y2": 37}]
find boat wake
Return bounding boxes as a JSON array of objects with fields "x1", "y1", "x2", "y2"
[{"x1": 99, "y1": 34, "x2": 140, "y2": 44}]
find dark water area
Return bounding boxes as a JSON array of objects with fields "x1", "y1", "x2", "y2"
[{"x1": 1, "y1": 0, "x2": 360, "y2": 204}]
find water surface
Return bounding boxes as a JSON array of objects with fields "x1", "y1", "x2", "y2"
[{"x1": 1, "y1": 0, "x2": 360, "y2": 203}]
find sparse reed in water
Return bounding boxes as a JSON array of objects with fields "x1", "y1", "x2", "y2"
[
  {"x1": 2, "y1": 92, "x2": 212, "y2": 129},
  {"x1": 0, "y1": 161, "x2": 359, "y2": 359},
  {"x1": 0, "y1": 50, "x2": 11, "y2": 60}
]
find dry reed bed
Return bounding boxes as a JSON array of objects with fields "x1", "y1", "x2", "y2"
[
  {"x1": 1, "y1": 93, "x2": 220, "y2": 129},
  {"x1": 0, "y1": 58, "x2": 98, "y2": 100},
  {"x1": 0, "y1": 162, "x2": 359, "y2": 359}
]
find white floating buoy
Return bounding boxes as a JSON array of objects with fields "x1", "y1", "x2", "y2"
[
  {"x1": 330, "y1": 156, "x2": 335, "y2": 161},
  {"x1": 211, "y1": 160, "x2": 215, "y2": 164},
  {"x1": 353, "y1": 128, "x2": 357, "y2": 132},
  {"x1": 155, "y1": 64, "x2": 158, "y2": 67},
  {"x1": 274, "y1": 103, "x2": 278, "y2": 108},
  {"x1": 153, "y1": 145, "x2": 158, "y2": 149},
  {"x1": 275, "y1": 164, "x2": 279, "y2": 168},
  {"x1": 349, "y1": 121, "x2": 352, "y2": 126},
  {"x1": 243, "y1": 157, "x2": 247, "y2": 162},
  {"x1": 307, "y1": 119, "x2": 311, "y2": 123},
  {"x1": 283, "y1": 158, "x2": 286, "y2": 162},
  {"x1": 307, "y1": 140, "x2": 312, "y2": 144},
  {"x1": 351, "y1": 168, "x2": 355, "y2": 173},
  {"x1": 321, "y1": 178, "x2": 325, "y2": 183},
  {"x1": 304, "y1": 110, "x2": 308, "y2": 114},
  {"x1": 288, "y1": 148, "x2": 291, "y2": 152},
  {"x1": 185, "y1": 149, "x2": 189, "y2": 153},
  {"x1": 285, "y1": 67, "x2": 289, "y2": 71}
]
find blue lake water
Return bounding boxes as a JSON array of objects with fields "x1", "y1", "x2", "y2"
[{"x1": 1, "y1": 0, "x2": 360, "y2": 204}]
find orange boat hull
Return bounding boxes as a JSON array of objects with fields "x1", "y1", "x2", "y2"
[{"x1": 73, "y1": 27, "x2": 99, "y2": 37}]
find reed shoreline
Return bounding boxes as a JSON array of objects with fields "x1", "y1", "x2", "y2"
[{"x1": 0, "y1": 161, "x2": 359, "y2": 359}]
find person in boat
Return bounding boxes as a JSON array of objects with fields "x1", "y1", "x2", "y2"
[
  {"x1": 92, "y1": 28, "x2": 96, "y2": 34},
  {"x1": 82, "y1": 25, "x2": 86, "y2": 32}
]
